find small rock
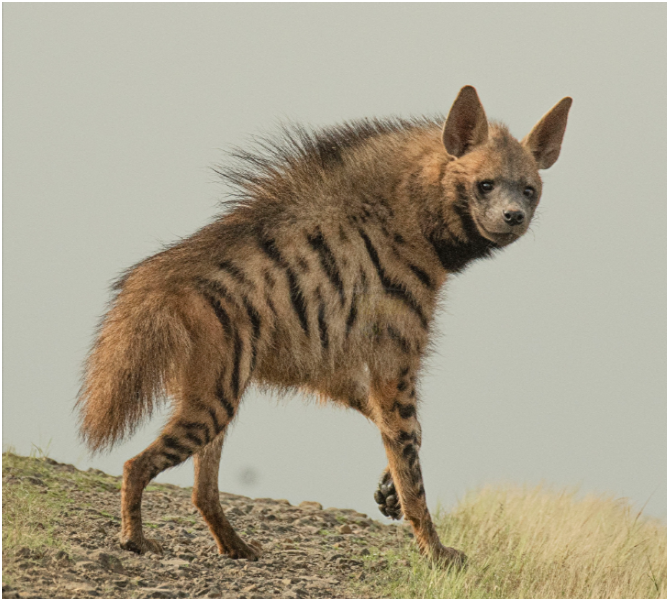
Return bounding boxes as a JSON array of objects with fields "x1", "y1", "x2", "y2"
[
  {"x1": 339, "y1": 524, "x2": 353, "y2": 534},
  {"x1": 97, "y1": 551, "x2": 126, "y2": 574},
  {"x1": 21, "y1": 475, "x2": 46, "y2": 487},
  {"x1": 298, "y1": 501, "x2": 322, "y2": 510},
  {"x1": 54, "y1": 549, "x2": 72, "y2": 563},
  {"x1": 141, "y1": 588, "x2": 176, "y2": 598}
]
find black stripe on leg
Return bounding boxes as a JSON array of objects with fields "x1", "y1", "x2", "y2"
[
  {"x1": 181, "y1": 421, "x2": 211, "y2": 445},
  {"x1": 394, "y1": 402, "x2": 416, "y2": 419},
  {"x1": 163, "y1": 452, "x2": 182, "y2": 467},
  {"x1": 403, "y1": 444, "x2": 418, "y2": 468},
  {"x1": 163, "y1": 435, "x2": 189, "y2": 454},
  {"x1": 357, "y1": 228, "x2": 428, "y2": 329},
  {"x1": 184, "y1": 432, "x2": 205, "y2": 446},
  {"x1": 398, "y1": 430, "x2": 418, "y2": 445},
  {"x1": 307, "y1": 229, "x2": 346, "y2": 306}
]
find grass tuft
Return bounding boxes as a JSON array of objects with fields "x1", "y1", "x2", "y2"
[
  {"x1": 2, "y1": 452, "x2": 69, "y2": 558},
  {"x1": 369, "y1": 484, "x2": 667, "y2": 599}
]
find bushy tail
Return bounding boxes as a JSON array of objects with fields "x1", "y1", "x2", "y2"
[{"x1": 76, "y1": 277, "x2": 192, "y2": 452}]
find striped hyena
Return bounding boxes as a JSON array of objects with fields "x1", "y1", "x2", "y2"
[{"x1": 77, "y1": 86, "x2": 571, "y2": 568}]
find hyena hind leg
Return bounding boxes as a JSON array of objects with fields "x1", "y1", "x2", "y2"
[
  {"x1": 119, "y1": 403, "x2": 230, "y2": 555},
  {"x1": 192, "y1": 432, "x2": 261, "y2": 560}
]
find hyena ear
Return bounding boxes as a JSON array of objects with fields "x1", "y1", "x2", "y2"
[
  {"x1": 522, "y1": 97, "x2": 573, "y2": 169},
  {"x1": 442, "y1": 86, "x2": 489, "y2": 157}
]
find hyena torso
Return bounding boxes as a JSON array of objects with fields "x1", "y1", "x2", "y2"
[{"x1": 77, "y1": 86, "x2": 571, "y2": 567}]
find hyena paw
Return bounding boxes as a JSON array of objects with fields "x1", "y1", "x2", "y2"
[
  {"x1": 430, "y1": 543, "x2": 467, "y2": 571},
  {"x1": 225, "y1": 538, "x2": 262, "y2": 561},
  {"x1": 119, "y1": 533, "x2": 164, "y2": 555},
  {"x1": 374, "y1": 470, "x2": 403, "y2": 520}
]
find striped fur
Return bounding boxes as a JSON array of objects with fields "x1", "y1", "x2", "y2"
[{"x1": 77, "y1": 86, "x2": 571, "y2": 567}]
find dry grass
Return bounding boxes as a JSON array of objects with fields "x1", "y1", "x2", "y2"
[
  {"x1": 2, "y1": 451, "x2": 69, "y2": 558},
  {"x1": 370, "y1": 485, "x2": 667, "y2": 599}
]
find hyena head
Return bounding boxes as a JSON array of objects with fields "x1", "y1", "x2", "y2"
[{"x1": 442, "y1": 86, "x2": 572, "y2": 247}]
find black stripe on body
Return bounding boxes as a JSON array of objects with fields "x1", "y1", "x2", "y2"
[
  {"x1": 285, "y1": 267, "x2": 310, "y2": 336},
  {"x1": 208, "y1": 407, "x2": 224, "y2": 435},
  {"x1": 345, "y1": 295, "x2": 358, "y2": 335},
  {"x1": 408, "y1": 263, "x2": 434, "y2": 289},
  {"x1": 387, "y1": 326, "x2": 411, "y2": 353},
  {"x1": 242, "y1": 296, "x2": 262, "y2": 371},
  {"x1": 215, "y1": 380, "x2": 235, "y2": 419},
  {"x1": 256, "y1": 234, "x2": 286, "y2": 266},
  {"x1": 256, "y1": 233, "x2": 310, "y2": 337},
  {"x1": 219, "y1": 260, "x2": 254, "y2": 288},
  {"x1": 307, "y1": 229, "x2": 346, "y2": 305},
  {"x1": 201, "y1": 290, "x2": 233, "y2": 335},
  {"x1": 230, "y1": 331, "x2": 243, "y2": 399},
  {"x1": 318, "y1": 301, "x2": 329, "y2": 351},
  {"x1": 357, "y1": 228, "x2": 428, "y2": 329}
]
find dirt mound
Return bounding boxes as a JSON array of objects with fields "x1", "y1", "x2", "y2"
[{"x1": 2, "y1": 454, "x2": 411, "y2": 598}]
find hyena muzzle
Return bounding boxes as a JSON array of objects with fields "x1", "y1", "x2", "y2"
[{"x1": 77, "y1": 86, "x2": 571, "y2": 568}]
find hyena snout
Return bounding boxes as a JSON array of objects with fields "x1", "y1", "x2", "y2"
[{"x1": 503, "y1": 208, "x2": 526, "y2": 227}]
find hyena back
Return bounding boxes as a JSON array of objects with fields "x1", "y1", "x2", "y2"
[{"x1": 77, "y1": 86, "x2": 571, "y2": 567}]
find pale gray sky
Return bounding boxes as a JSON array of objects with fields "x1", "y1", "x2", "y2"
[{"x1": 4, "y1": 4, "x2": 667, "y2": 520}]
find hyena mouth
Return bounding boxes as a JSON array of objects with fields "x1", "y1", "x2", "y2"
[{"x1": 471, "y1": 213, "x2": 523, "y2": 246}]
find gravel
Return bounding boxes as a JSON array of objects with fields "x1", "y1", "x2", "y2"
[{"x1": 3, "y1": 457, "x2": 414, "y2": 598}]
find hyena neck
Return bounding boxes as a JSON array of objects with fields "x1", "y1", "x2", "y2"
[{"x1": 409, "y1": 155, "x2": 500, "y2": 274}]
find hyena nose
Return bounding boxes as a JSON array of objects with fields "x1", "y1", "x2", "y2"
[{"x1": 503, "y1": 209, "x2": 525, "y2": 227}]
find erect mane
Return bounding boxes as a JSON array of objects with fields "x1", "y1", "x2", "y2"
[{"x1": 214, "y1": 115, "x2": 442, "y2": 202}]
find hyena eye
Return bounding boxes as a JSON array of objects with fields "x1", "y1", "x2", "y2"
[
  {"x1": 477, "y1": 180, "x2": 494, "y2": 194},
  {"x1": 523, "y1": 186, "x2": 536, "y2": 199}
]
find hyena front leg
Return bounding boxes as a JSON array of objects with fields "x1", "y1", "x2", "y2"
[
  {"x1": 371, "y1": 371, "x2": 466, "y2": 569},
  {"x1": 119, "y1": 401, "x2": 231, "y2": 554},
  {"x1": 192, "y1": 431, "x2": 261, "y2": 560}
]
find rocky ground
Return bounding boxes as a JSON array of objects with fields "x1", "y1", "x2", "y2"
[{"x1": 2, "y1": 455, "x2": 412, "y2": 599}]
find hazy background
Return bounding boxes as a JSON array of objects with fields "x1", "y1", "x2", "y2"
[{"x1": 4, "y1": 4, "x2": 667, "y2": 521}]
